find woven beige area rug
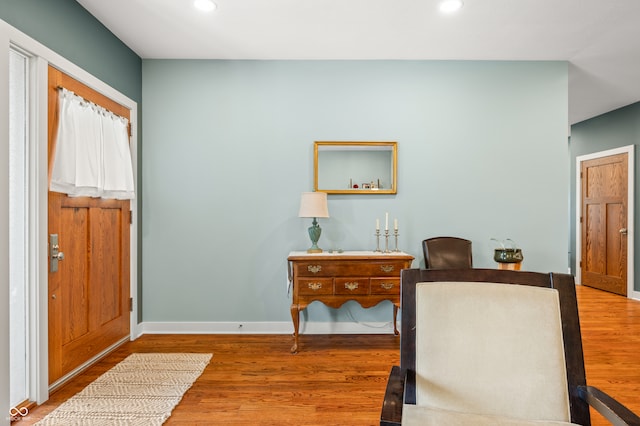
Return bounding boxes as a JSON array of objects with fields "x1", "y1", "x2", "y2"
[{"x1": 35, "y1": 352, "x2": 212, "y2": 426}]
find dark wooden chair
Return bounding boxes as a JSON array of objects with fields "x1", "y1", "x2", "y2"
[
  {"x1": 422, "y1": 236, "x2": 472, "y2": 269},
  {"x1": 380, "y1": 268, "x2": 640, "y2": 426}
]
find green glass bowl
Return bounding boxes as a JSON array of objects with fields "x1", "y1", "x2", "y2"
[{"x1": 494, "y1": 248, "x2": 523, "y2": 263}]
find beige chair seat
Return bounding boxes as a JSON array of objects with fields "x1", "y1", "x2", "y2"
[
  {"x1": 413, "y1": 282, "x2": 570, "y2": 421},
  {"x1": 379, "y1": 269, "x2": 640, "y2": 426},
  {"x1": 403, "y1": 405, "x2": 579, "y2": 426}
]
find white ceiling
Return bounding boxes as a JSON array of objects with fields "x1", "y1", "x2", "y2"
[{"x1": 76, "y1": 0, "x2": 640, "y2": 124}]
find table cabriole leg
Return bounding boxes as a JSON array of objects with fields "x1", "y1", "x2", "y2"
[
  {"x1": 393, "y1": 304, "x2": 399, "y2": 335},
  {"x1": 290, "y1": 304, "x2": 300, "y2": 353}
]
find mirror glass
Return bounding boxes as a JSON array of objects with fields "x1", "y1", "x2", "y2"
[{"x1": 314, "y1": 141, "x2": 397, "y2": 194}]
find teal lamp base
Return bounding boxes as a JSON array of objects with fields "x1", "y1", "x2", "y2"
[{"x1": 307, "y1": 217, "x2": 323, "y2": 253}]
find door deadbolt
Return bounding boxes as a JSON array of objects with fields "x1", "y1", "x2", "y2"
[{"x1": 49, "y1": 234, "x2": 65, "y2": 272}]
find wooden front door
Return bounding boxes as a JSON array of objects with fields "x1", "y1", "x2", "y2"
[
  {"x1": 47, "y1": 66, "x2": 131, "y2": 384},
  {"x1": 580, "y1": 152, "x2": 628, "y2": 296}
]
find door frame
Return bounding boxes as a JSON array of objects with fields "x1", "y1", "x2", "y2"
[
  {"x1": 575, "y1": 145, "x2": 636, "y2": 299},
  {"x1": 1, "y1": 20, "x2": 139, "y2": 405}
]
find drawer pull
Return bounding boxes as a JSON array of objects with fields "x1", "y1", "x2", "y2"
[
  {"x1": 380, "y1": 265, "x2": 395, "y2": 273},
  {"x1": 380, "y1": 282, "x2": 395, "y2": 290},
  {"x1": 308, "y1": 282, "x2": 323, "y2": 291},
  {"x1": 344, "y1": 282, "x2": 359, "y2": 291},
  {"x1": 308, "y1": 265, "x2": 322, "y2": 274}
]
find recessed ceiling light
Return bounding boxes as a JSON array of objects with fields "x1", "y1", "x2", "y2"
[
  {"x1": 194, "y1": 0, "x2": 216, "y2": 12},
  {"x1": 439, "y1": 0, "x2": 464, "y2": 14}
]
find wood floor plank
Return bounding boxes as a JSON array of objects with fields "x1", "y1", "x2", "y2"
[{"x1": 18, "y1": 285, "x2": 640, "y2": 425}]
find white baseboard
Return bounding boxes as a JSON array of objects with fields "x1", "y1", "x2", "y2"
[{"x1": 135, "y1": 320, "x2": 397, "y2": 336}]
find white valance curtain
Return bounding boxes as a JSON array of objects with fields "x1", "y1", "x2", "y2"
[{"x1": 50, "y1": 88, "x2": 135, "y2": 200}]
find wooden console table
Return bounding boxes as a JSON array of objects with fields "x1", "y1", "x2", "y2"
[{"x1": 287, "y1": 251, "x2": 414, "y2": 353}]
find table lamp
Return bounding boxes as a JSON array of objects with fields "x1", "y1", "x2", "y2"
[{"x1": 298, "y1": 192, "x2": 329, "y2": 253}]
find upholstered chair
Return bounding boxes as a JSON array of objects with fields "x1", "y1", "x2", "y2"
[{"x1": 380, "y1": 268, "x2": 640, "y2": 426}]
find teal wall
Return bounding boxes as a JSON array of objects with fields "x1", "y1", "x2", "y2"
[
  {"x1": 0, "y1": 0, "x2": 141, "y2": 102},
  {"x1": 142, "y1": 59, "x2": 569, "y2": 323},
  {"x1": 569, "y1": 103, "x2": 640, "y2": 291}
]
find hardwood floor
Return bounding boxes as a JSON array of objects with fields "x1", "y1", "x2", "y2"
[
  {"x1": 576, "y1": 285, "x2": 640, "y2": 425},
  {"x1": 18, "y1": 285, "x2": 640, "y2": 426}
]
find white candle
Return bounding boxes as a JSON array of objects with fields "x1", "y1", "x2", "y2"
[
  {"x1": 376, "y1": 219, "x2": 380, "y2": 231},
  {"x1": 394, "y1": 219, "x2": 398, "y2": 231},
  {"x1": 385, "y1": 212, "x2": 389, "y2": 230}
]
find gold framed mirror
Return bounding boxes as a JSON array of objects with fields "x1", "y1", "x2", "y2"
[{"x1": 314, "y1": 141, "x2": 397, "y2": 194}]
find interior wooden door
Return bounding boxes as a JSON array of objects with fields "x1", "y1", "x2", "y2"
[
  {"x1": 47, "y1": 66, "x2": 131, "y2": 384},
  {"x1": 580, "y1": 153, "x2": 628, "y2": 296}
]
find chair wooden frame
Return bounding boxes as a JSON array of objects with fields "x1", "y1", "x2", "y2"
[{"x1": 380, "y1": 268, "x2": 640, "y2": 426}]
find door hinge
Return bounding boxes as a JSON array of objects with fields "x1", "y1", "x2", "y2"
[
  {"x1": 129, "y1": 210, "x2": 133, "y2": 224},
  {"x1": 129, "y1": 297, "x2": 133, "y2": 312}
]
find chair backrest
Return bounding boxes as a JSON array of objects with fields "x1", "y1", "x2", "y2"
[
  {"x1": 399, "y1": 268, "x2": 590, "y2": 425},
  {"x1": 422, "y1": 237, "x2": 472, "y2": 269}
]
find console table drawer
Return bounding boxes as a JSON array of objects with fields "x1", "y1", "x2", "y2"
[
  {"x1": 296, "y1": 262, "x2": 339, "y2": 277},
  {"x1": 335, "y1": 278, "x2": 370, "y2": 295},
  {"x1": 296, "y1": 261, "x2": 404, "y2": 277},
  {"x1": 298, "y1": 278, "x2": 334, "y2": 295},
  {"x1": 367, "y1": 262, "x2": 404, "y2": 276},
  {"x1": 371, "y1": 278, "x2": 400, "y2": 295}
]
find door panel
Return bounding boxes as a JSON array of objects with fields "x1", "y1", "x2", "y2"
[
  {"x1": 93, "y1": 207, "x2": 124, "y2": 325},
  {"x1": 59, "y1": 205, "x2": 89, "y2": 343},
  {"x1": 581, "y1": 153, "x2": 627, "y2": 296},
  {"x1": 48, "y1": 66, "x2": 131, "y2": 384},
  {"x1": 584, "y1": 203, "x2": 603, "y2": 274}
]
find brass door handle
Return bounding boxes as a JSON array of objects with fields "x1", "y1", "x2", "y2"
[
  {"x1": 50, "y1": 234, "x2": 64, "y2": 272},
  {"x1": 620, "y1": 228, "x2": 628, "y2": 235}
]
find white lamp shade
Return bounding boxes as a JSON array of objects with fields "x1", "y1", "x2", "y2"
[{"x1": 298, "y1": 192, "x2": 329, "y2": 218}]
